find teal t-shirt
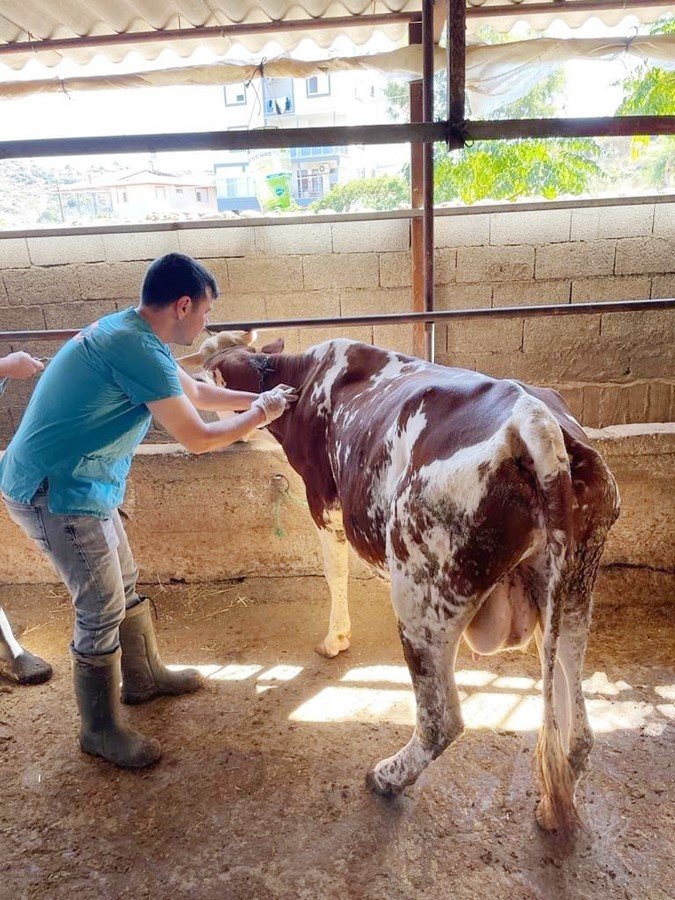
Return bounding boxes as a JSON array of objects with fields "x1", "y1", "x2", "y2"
[{"x1": 0, "y1": 307, "x2": 182, "y2": 517}]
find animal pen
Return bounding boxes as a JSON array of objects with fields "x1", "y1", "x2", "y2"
[{"x1": 1, "y1": 2, "x2": 674, "y2": 898}]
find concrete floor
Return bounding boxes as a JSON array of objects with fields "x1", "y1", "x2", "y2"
[{"x1": 1, "y1": 569, "x2": 673, "y2": 900}]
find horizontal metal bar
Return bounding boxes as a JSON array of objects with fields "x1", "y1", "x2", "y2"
[
  {"x1": 0, "y1": 13, "x2": 418, "y2": 56},
  {"x1": 4, "y1": 113, "x2": 673, "y2": 160},
  {"x1": 2, "y1": 299, "x2": 671, "y2": 343},
  {"x1": 467, "y1": 116, "x2": 675, "y2": 140},
  {"x1": 0, "y1": 122, "x2": 453, "y2": 160}
]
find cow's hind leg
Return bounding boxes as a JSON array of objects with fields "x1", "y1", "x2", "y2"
[
  {"x1": 367, "y1": 572, "x2": 467, "y2": 796},
  {"x1": 314, "y1": 509, "x2": 351, "y2": 658}
]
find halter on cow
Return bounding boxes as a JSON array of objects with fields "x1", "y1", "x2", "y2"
[{"x1": 187, "y1": 332, "x2": 620, "y2": 833}]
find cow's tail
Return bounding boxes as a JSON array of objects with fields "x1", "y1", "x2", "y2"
[{"x1": 515, "y1": 396, "x2": 579, "y2": 833}]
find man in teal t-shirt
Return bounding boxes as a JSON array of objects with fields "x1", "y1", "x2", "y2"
[{"x1": 1, "y1": 252, "x2": 296, "y2": 769}]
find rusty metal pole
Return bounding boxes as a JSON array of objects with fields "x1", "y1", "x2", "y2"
[
  {"x1": 422, "y1": 0, "x2": 436, "y2": 362},
  {"x1": 409, "y1": 20, "x2": 426, "y2": 359}
]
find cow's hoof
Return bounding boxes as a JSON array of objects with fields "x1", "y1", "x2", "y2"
[
  {"x1": 314, "y1": 635, "x2": 350, "y2": 658},
  {"x1": 365, "y1": 766, "x2": 400, "y2": 797},
  {"x1": 535, "y1": 797, "x2": 559, "y2": 832}
]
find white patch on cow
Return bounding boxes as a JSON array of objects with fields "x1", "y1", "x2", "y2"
[
  {"x1": 385, "y1": 406, "x2": 427, "y2": 497},
  {"x1": 0, "y1": 608, "x2": 23, "y2": 659},
  {"x1": 368, "y1": 353, "x2": 407, "y2": 390},
  {"x1": 566, "y1": 412, "x2": 581, "y2": 427},
  {"x1": 310, "y1": 340, "x2": 354, "y2": 417},
  {"x1": 315, "y1": 508, "x2": 351, "y2": 658}
]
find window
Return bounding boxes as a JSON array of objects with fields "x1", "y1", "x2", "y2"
[
  {"x1": 263, "y1": 78, "x2": 294, "y2": 116},
  {"x1": 224, "y1": 83, "x2": 247, "y2": 106},
  {"x1": 155, "y1": 187, "x2": 166, "y2": 199},
  {"x1": 176, "y1": 187, "x2": 183, "y2": 194},
  {"x1": 196, "y1": 190, "x2": 203, "y2": 202},
  {"x1": 306, "y1": 74, "x2": 330, "y2": 98},
  {"x1": 223, "y1": 177, "x2": 256, "y2": 199}
]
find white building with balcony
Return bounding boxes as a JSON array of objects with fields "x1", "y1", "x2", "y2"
[{"x1": 215, "y1": 70, "x2": 400, "y2": 211}]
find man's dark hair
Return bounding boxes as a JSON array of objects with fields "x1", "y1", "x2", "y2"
[{"x1": 141, "y1": 253, "x2": 218, "y2": 308}]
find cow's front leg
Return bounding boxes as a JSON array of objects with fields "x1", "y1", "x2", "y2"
[
  {"x1": 367, "y1": 573, "x2": 466, "y2": 795},
  {"x1": 314, "y1": 509, "x2": 351, "y2": 658}
]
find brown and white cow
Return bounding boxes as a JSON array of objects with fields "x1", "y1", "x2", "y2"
[{"x1": 197, "y1": 333, "x2": 620, "y2": 833}]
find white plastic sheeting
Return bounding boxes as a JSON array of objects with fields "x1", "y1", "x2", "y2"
[{"x1": 0, "y1": 37, "x2": 672, "y2": 115}]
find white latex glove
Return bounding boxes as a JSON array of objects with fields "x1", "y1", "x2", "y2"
[
  {"x1": 251, "y1": 384, "x2": 298, "y2": 426},
  {"x1": 0, "y1": 351, "x2": 44, "y2": 380}
]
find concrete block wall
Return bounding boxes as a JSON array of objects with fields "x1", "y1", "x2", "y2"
[{"x1": 0, "y1": 197, "x2": 673, "y2": 444}]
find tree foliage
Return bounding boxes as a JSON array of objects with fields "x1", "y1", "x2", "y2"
[{"x1": 310, "y1": 175, "x2": 409, "y2": 212}]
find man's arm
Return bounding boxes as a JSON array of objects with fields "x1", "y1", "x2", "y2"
[
  {"x1": 177, "y1": 367, "x2": 257, "y2": 412},
  {"x1": 148, "y1": 394, "x2": 265, "y2": 454}
]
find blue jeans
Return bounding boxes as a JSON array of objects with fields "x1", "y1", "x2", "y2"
[{"x1": 2, "y1": 481, "x2": 141, "y2": 655}]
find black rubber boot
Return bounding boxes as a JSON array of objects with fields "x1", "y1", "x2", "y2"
[
  {"x1": 0, "y1": 609, "x2": 53, "y2": 685},
  {"x1": 119, "y1": 598, "x2": 203, "y2": 705},
  {"x1": 71, "y1": 646, "x2": 162, "y2": 769}
]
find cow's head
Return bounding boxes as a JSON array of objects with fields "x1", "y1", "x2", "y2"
[{"x1": 202, "y1": 330, "x2": 286, "y2": 393}]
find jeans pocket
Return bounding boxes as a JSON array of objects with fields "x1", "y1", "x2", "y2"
[
  {"x1": 64, "y1": 514, "x2": 120, "y2": 556},
  {"x1": 3, "y1": 497, "x2": 51, "y2": 553}
]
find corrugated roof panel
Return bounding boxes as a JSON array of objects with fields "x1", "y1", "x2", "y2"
[{"x1": 0, "y1": 1, "x2": 671, "y2": 72}]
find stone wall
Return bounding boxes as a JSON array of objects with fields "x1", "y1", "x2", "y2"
[
  {"x1": 0, "y1": 197, "x2": 673, "y2": 444},
  {"x1": 1, "y1": 425, "x2": 672, "y2": 586}
]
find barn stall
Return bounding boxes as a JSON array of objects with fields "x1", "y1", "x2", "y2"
[{"x1": 1, "y1": 1, "x2": 674, "y2": 897}]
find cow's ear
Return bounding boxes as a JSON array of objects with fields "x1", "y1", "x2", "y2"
[
  {"x1": 243, "y1": 330, "x2": 257, "y2": 346},
  {"x1": 260, "y1": 338, "x2": 284, "y2": 354}
]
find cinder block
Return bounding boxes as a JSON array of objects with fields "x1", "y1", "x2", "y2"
[
  {"x1": 570, "y1": 204, "x2": 654, "y2": 240},
  {"x1": 490, "y1": 208, "x2": 570, "y2": 245},
  {"x1": 651, "y1": 274, "x2": 675, "y2": 298},
  {"x1": 615, "y1": 237, "x2": 674, "y2": 275},
  {"x1": 625, "y1": 381, "x2": 650, "y2": 421},
  {"x1": 556, "y1": 385, "x2": 584, "y2": 422},
  {"x1": 598, "y1": 384, "x2": 630, "y2": 426},
  {"x1": 434, "y1": 213, "x2": 489, "y2": 248},
  {"x1": 103, "y1": 230, "x2": 179, "y2": 262},
  {"x1": 255, "y1": 327, "x2": 301, "y2": 355},
  {"x1": 523, "y1": 313, "x2": 600, "y2": 353},
  {"x1": 178, "y1": 226, "x2": 256, "y2": 258},
  {"x1": 581, "y1": 384, "x2": 601, "y2": 428},
  {"x1": 0, "y1": 238, "x2": 29, "y2": 269},
  {"x1": 255, "y1": 223, "x2": 332, "y2": 256},
  {"x1": 379, "y1": 251, "x2": 412, "y2": 288},
  {"x1": 212, "y1": 292, "x2": 266, "y2": 324},
  {"x1": 43, "y1": 300, "x2": 118, "y2": 329},
  {"x1": 436, "y1": 283, "x2": 492, "y2": 310},
  {"x1": 511, "y1": 347, "x2": 629, "y2": 383},
  {"x1": 27, "y1": 233, "x2": 106, "y2": 266},
  {"x1": 535, "y1": 241, "x2": 615, "y2": 280},
  {"x1": 0, "y1": 305, "x2": 46, "y2": 330},
  {"x1": 653, "y1": 202, "x2": 675, "y2": 238},
  {"x1": 447, "y1": 317, "x2": 522, "y2": 354},
  {"x1": 331, "y1": 219, "x2": 409, "y2": 253},
  {"x1": 493, "y1": 280, "x2": 570, "y2": 307},
  {"x1": 470, "y1": 352, "x2": 521, "y2": 379},
  {"x1": 266, "y1": 290, "x2": 340, "y2": 322},
  {"x1": 78, "y1": 262, "x2": 147, "y2": 301},
  {"x1": 647, "y1": 381, "x2": 674, "y2": 422},
  {"x1": 436, "y1": 248, "x2": 457, "y2": 284},
  {"x1": 340, "y1": 287, "x2": 412, "y2": 318},
  {"x1": 373, "y1": 324, "x2": 415, "y2": 356},
  {"x1": 3, "y1": 266, "x2": 81, "y2": 306},
  {"x1": 571, "y1": 275, "x2": 651, "y2": 303},
  {"x1": 629, "y1": 347, "x2": 674, "y2": 379},
  {"x1": 0, "y1": 407, "x2": 14, "y2": 445},
  {"x1": 228, "y1": 257, "x2": 303, "y2": 294},
  {"x1": 457, "y1": 246, "x2": 534, "y2": 283},
  {"x1": 304, "y1": 253, "x2": 378, "y2": 291},
  {"x1": 0, "y1": 277, "x2": 7, "y2": 305},
  {"x1": 601, "y1": 309, "x2": 674, "y2": 348},
  {"x1": 436, "y1": 351, "x2": 476, "y2": 372},
  {"x1": 204, "y1": 258, "x2": 229, "y2": 294}
]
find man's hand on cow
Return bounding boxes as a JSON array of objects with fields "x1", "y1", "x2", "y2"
[
  {"x1": 251, "y1": 384, "x2": 298, "y2": 425},
  {"x1": 0, "y1": 351, "x2": 45, "y2": 380}
]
